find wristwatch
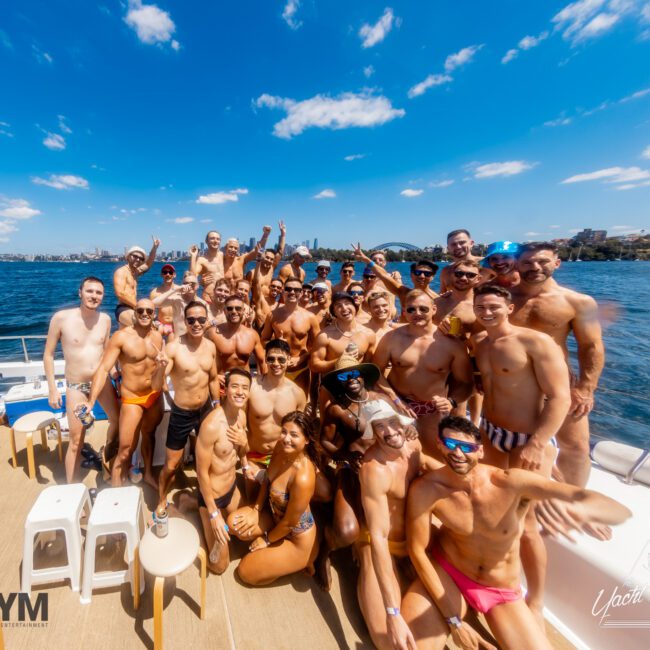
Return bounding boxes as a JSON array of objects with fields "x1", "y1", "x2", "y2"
[
  {"x1": 448, "y1": 397, "x2": 458, "y2": 409},
  {"x1": 386, "y1": 607, "x2": 400, "y2": 616},
  {"x1": 446, "y1": 615, "x2": 462, "y2": 629}
]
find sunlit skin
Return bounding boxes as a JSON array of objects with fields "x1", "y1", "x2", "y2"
[
  {"x1": 488, "y1": 253, "x2": 516, "y2": 276},
  {"x1": 206, "y1": 231, "x2": 222, "y2": 251},
  {"x1": 447, "y1": 233, "x2": 474, "y2": 260},
  {"x1": 517, "y1": 250, "x2": 560, "y2": 284},
  {"x1": 225, "y1": 238, "x2": 240, "y2": 259}
]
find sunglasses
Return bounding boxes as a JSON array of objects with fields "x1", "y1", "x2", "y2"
[
  {"x1": 136, "y1": 307, "x2": 154, "y2": 316},
  {"x1": 266, "y1": 355, "x2": 288, "y2": 364},
  {"x1": 161, "y1": 270, "x2": 174, "y2": 276},
  {"x1": 186, "y1": 316, "x2": 207, "y2": 325},
  {"x1": 337, "y1": 369, "x2": 361, "y2": 382},
  {"x1": 440, "y1": 436, "x2": 481, "y2": 454},
  {"x1": 454, "y1": 271, "x2": 478, "y2": 279},
  {"x1": 313, "y1": 288, "x2": 328, "y2": 294},
  {"x1": 406, "y1": 306, "x2": 430, "y2": 314},
  {"x1": 349, "y1": 290, "x2": 364, "y2": 296},
  {"x1": 226, "y1": 305, "x2": 244, "y2": 312},
  {"x1": 342, "y1": 269, "x2": 354, "y2": 274},
  {"x1": 131, "y1": 255, "x2": 145, "y2": 263},
  {"x1": 284, "y1": 286, "x2": 301, "y2": 293},
  {"x1": 413, "y1": 269, "x2": 434, "y2": 278},
  {"x1": 363, "y1": 274, "x2": 377, "y2": 280}
]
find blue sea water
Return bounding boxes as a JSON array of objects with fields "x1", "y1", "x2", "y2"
[{"x1": 0, "y1": 260, "x2": 648, "y2": 448}]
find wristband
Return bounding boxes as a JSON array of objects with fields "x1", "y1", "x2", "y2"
[
  {"x1": 445, "y1": 615, "x2": 462, "y2": 629},
  {"x1": 368, "y1": 260, "x2": 376, "y2": 268},
  {"x1": 209, "y1": 510, "x2": 221, "y2": 521},
  {"x1": 393, "y1": 398, "x2": 401, "y2": 405},
  {"x1": 386, "y1": 607, "x2": 400, "y2": 616},
  {"x1": 448, "y1": 397, "x2": 458, "y2": 409}
]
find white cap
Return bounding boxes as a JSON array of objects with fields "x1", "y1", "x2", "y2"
[
  {"x1": 127, "y1": 246, "x2": 146, "y2": 257},
  {"x1": 317, "y1": 260, "x2": 331, "y2": 268},
  {"x1": 294, "y1": 246, "x2": 311, "y2": 258},
  {"x1": 312, "y1": 282, "x2": 329, "y2": 292}
]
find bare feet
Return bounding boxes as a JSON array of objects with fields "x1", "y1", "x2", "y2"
[
  {"x1": 314, "y1": 548, "x2": 332, "y2": 591},
  {"x1": 143, "y1": 471, "x2": 159, "y2": 491}
]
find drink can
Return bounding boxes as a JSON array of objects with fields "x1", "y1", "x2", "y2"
[
  {"x1": 74, "y1": 404, "x2": 95, "y2": 428},
  {"x1": 155, "y1": 510, "x2": 168, "y2": 538},
  {"x1": 449, "y1": 316, "x2": 462, "y2": 337}
]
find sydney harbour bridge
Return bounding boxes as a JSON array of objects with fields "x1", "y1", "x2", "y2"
[{"x1": 370, "y1": 242, "x2": 422, "y2": 251}]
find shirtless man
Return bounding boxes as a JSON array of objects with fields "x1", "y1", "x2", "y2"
[
  {"x1": 152, "y1": 271, "x2": 204, "y2": 337},
  {"x1": 331, "y1": 261, "x2": 356, "y2": 293},
  {"x1": 207, "y1": 295, "x2": 265, "y2": 386},
  {"x1": 44, "y1": 276, "x2": 120, "y2": 482},
  {"x1": 157, "y1": 301, "x2": 220, "y2": 513},
  {"x1": 373, "y1": 290, "x2": 473, "y2": 453},
  {"x1": 196, "y1": 368, "x2": 250, "y2": 573},
  {"x1": 260, "y1": 276, "x2": 320, "y2": 396},
  {"x1": 299, "y1": 282, "x2": 313, "y2": 309},
  {"x1": 307, "y1": 282, "x2": 331, "y2": 327},
  {"x1": 150, "y1": 264, "x2": 179, "y2": 339},
  {"x1": 510, "y1": 242, "x2": 604, "y2": 487},
  {"x1": 316, "y1": 357, "x2": 412, "y2": 591},
  {"x1": 222, "y1": 226, "x2": 271, "y2": 291},
  {"x1": 439, "y1": 229, "x2": 480, "y2": 294},
  {"x1": 278, "y1": 244, "x2": 310, "y2": 283},
  {"x1": 86, "y1": 298, "x2": 164, "y2": 487},
  {"x1": 113, "y1": 237, "x2": 160, "y2": 327},
  {"x1": 245, "y1": 339, "x2": 306, "y2": 496},
  {"x1": 245, "y1": 220, "x2": 286, "y2": 289},
  {"x1": 208, "y1": 278, "x2": 230, "y2": 327},
  {"x1": 190, "y1": 231, "x2": 224, "y2": 301},
  {"x1": 252, "y1": 270, "x2": 283, "y2": 331},
  {"x1": 348, "y1": 282, "x2": 369, "y2": 323},
  {"x1": 235, "y1": 279, "x2": 255, "y2": 327},
  {"x1": 358, "y1": 405, "x2": 435, "y2": 650},
  {"x1": 313, "y1": 260, "x2": 333, "y2": 290},
  {"x1": 365, "y1": 291, "x2": 395, "y2": 345},
  {"x1": 433, "y1": 259, "x2": 481, "y2": 335},
  {"x1": 370, "y1": 249, "x2": 402, "y2": 284},
  {"x1": 403, "y1": 416, "x2": 631, "y2": 650},
  {"x1": 471, "y1": 283, "x2": 571, "y2": 623},
  {"x1": 482, "y1": 240, "x2": 519, "y2": 288}
]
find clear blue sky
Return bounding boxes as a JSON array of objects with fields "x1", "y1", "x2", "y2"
[{"x1": 1, "y1": 1, "x2": 649, "y2": 254}]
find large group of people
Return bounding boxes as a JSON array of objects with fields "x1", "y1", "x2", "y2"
[{"x1": 43, "y1": 224, "x2": 631, "y2": 650}]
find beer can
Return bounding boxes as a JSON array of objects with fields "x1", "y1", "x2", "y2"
[
  {"x1": 155, "y1": 510, "x2": 168, "y2": 538},
  {"x1": 449, "y1": 316, "x2": 462, "y2": 337},
  {"x1": 74, "y1": 404, "x2": 95, "y2": 428}
]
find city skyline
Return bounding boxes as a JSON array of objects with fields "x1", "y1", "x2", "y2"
[{"x1": 0, "y1": 2, "x2": 649, "y2": 254}]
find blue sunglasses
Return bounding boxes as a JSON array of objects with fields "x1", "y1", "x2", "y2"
[
  {"x1": 440, "y1": 436, "x2": 481, "y2": 454},
  {"x1": 337, "y1": 369, "x2": 361, "y2": 382}
]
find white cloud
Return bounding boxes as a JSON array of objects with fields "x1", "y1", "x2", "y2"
[
  {"x1": 444, "y1": 44, "x2": 483, "y2": 72},
  {"x1": 619, "y1": 86, "x2": 650, "y2": 103},
  {"x1": 255, "y1": 91, "x2": 405, "y2": 139},
  {"x1": 57, "y1": 115, "x2": 72, "y2": 134},
  {"x1": 642, "y1": 145, "x2": 650, "y2": 159},
  {"x1": 502, "y1": 49, "x2": 519, "y2": 64},
  {"x1": 561, "y1": 165, "x2": 650, "y2": 189},
  {"x1": 282, "y1": 1, "x2": 302, "y2": 30},
  {"x1": 171, "y1": 39, "x2": 180, "y2": 51},
  {"x1": 313, "y1": 189, "x2": 336, "y2": 199},
  {"x1": 359, "y1": 8, "x2": 397, "y2": 49},
  {"x1": 32, "y1": 45, "x2": 53, "y2": 65},
  {"x1": 430, "y1": 180, "x2": 454, "y2": 188},
  {"x1": 544, "y1": 114, "x2": 573, "y2": 127},
  {"x1": 0, "y1": 197, "x2": 41, "y2": 220},
  {"x1": 503, "y1": 31, "x2": 549, "y2": 63},
  {"x1": 199, "y1": 218, "x2": 212, "y2": 223},
  {"x1": 550, "y1": 225, "x2": 561, "y2": 228},
  {"x1": 344, "y1": 153, "x2": 366, "y2": 161},
  {"x1": 196, "y1": 188, "x2": 248, "y2": 204},
  {"x1": 31, "y1": 174, "x2": 89, "y2": 190},
  {"x1": 524, "y1": 231, "x2": 542, "y2": 236},
  {"x1": 611, "y1": 224, "x2": 635, "y2": 230},
  {"x1": 168, "y1": 216, "x2": 193, "y2": 224},
  {"x1": 124, "y1": 1, "x2": 178, "y2": 48},
  {"x1": 0, "y1": 121, "x2": 13, "y2": 138},
  {"x1": 400, "y1": 188, "x2": 424, "y2": 197},
  {"x1": 0, "y1": 221, "x2": 18, "y2": 234},
  {"x1": 407, "y1": 73, "x2": 453, "y2": 99},
  {"x1": 472, "y1": 161, "x2": 536, "y2": 179},
  {"x1": 43, "y1": 132, "x2": 66, "y2": 150},
  {"x1": 363, "y1": 65, "x2": 375, "y2": 78}
]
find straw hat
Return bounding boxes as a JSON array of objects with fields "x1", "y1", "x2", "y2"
[{"x1": 322, "y1": 354, "x2": 381, "y2": 396}]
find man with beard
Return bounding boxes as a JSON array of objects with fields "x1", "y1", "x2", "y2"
[
  {"x1": 313, "y1": 260, "x2": 333, "y2": 290},
  {"x1": 208, "y1": 295, "x2": 265, "y2": 386},
  {"x1": 86, "y1": 298, "x2": 164, "y2": 487},
  {"x1": 402, "y1": 416, "x2": 630, "y2": 650},
  {"x1": 278, "y1": 245, "x2": 310, "y2": 283},
  {"x1": 156, "y1": 301, "x2": 220, "y2": 514},
  {"x1": 150, "y1": 264, "x2": 179, "y2": 339},
  {"x1": 482, "y1": 241, "x2": 520, "y2": 289},
  {"x1": 113, "y1": 237, "x2": 160, "y2": 327},
  {"x1": 191, "y1": 231, "x2": 225, "y2": 301},
  {"x1": 434, "y1": 259, "x2": 482, "y2": 336},
  {"x1": 152, "y1": 271, "x2": 205, "y2": 337},
  {"x1": 373, "y1": 290, "x2": 473, "y2": 453},
  {"x1": 510, "y1": 242, "x2": 604, "y2": 488},
  {"x1": 438, "y1": 229, "x2": 482, "y2": 294},
  {"x1": 208, "y1": 278, "x2": 230, "y2": 327},
  {"x1": 223, "y1": 225, "x2": 271, "y2": 290},
  {"x1": 315, "y1": 356, "x2": 413, "y2": 591},
  {"x1": 245, "y1": 339, "x2": 306, "y2": 496},
  {"x1": 471, "y1": 283, "x2": 571, "y2": 625},
  {"x1": 44, "y1": 276, "x2": 120, "y2": 482},
  {"x1": 331, "y1": 261, "x2": 356, "y2": 293},
  {"x1": 260, "y1": 276, "x2": 320, "y2": 397},
  {"x1": 358, "y1": 405, "x2": 436, "y2": 650}
]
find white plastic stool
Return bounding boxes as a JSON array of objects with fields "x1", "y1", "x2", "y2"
[
  {"x1": 80, "y1": 486, "x2": 146, "y2": 604},
  {"x1": 22, "y1": 483, "x2": 91, "y2": 596},
  {"x1": 10, "y1": 411, "x2": 63, "y2": 480}
]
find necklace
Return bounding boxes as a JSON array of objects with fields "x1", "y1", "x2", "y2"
[
  {"x1": 335, "y1": 321, "x2": 357, "y2": 338},
  {"x1": 346, "y1": 394, "x2": 369, "y2": 404}
]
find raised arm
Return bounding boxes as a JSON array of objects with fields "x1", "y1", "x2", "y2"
[
  {"x1": 352, "y1": 242, "x2": 404, "y2": 296},
  {"x1": 137, "y1": 235, "x2": 160, "y2": 275},
  {"x1": 570, "y1": 293, "x2": 604, "y2": 417},
  {"x1": 151, "y1": 285, "x2": 181, "y2": 307},
  {"x1": 274, "y1": 220, "x2": 287, "y2": 267},
  {"x1": 189, "y1": 244, "x2": 201, "y2": 275},
  {"x1": 44, "y1": 313, "x2": 63, "y2": 409}
]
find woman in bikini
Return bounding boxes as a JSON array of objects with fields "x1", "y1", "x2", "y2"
[{"x1": 227, "y1": 411, "x2": 318, "y2": 585}]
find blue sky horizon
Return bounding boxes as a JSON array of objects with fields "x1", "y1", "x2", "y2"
[{"x1": 1, "y1": 1, "x2": 649, "y2": 254}]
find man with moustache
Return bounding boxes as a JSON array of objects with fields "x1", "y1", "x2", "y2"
[
  {"x1": 156, "y1": 300, "x2": 220, "y2": 517},
  {"x1": 113, "y1": 237, "x2": 160, "y2": 327},
  {"x1": 373, "y1": 290, "x2": 473, "y2": 453},
  {"x1": 510, "y1": 242, "x2": 604, "y2": 488},
  {"x1": 402, "y1": 416, "x2": 630, "y2": 650},
  {"x1": 331, "y1": 261, "x2": 356, "y2": 293},
  {"x1": 150, "y1": 263, "x2": 179, "y2": 339},
  {"x1": 44, "y1": 276, "x2": 120, "y2": 482},
  {"x1": 482, "y1": 240, "x2": 520, "y2": 289},
  {"x1": 313, "y1": 260, "x2": 333, "y2": 290},
  {"x1": 434, "y1": 259, "x2": 482, "y2": 336},
  {"x1": 278, "y1": 245, "x2": 311, "y2": 283},
  {"x1": 86, "y1": 298, "x2": 164, "y2": 487},
  {"x1": 191, "y1": 230, "x2": 225, "y2": 301},
  {"x1": 260, "y1": 276, "x2": 320, "y2": 397}
]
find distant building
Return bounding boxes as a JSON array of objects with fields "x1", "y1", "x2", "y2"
[
  {"x1": 313, "y1": 238, "x2": 319, "y2": 250},
  {"x1": 249, "y1": 237, "x2": 256, "y2": 250},
  {"x1": 573, "y1": 228, "x2": 607, "y2": 243},
  {"x1": 176, "y1": 250, "x2": 182, "y2": 258}
]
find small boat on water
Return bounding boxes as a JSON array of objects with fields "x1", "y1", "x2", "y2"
[{"x1": 1, "y1": 335, "x2": 648, "y2": 649}]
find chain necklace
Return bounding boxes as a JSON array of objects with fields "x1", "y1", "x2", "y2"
[{"x1": 335, "y1": 321, "x2": 357, "y2": 338}]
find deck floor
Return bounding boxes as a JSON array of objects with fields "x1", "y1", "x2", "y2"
[{"x1": 0, "y1": 422, "x2": 574, "y2": 650}]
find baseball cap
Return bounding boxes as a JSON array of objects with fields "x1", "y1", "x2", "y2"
[
  {"x1": 127, "y1": 246, "x2": 146, "y2": 257},
  {"x1": 316, "y1": 260, "x2": 331, "y2": 269},
  {"x1": 161, "y1": 263, "x2": 175, "y2": 273},
  {"x1": 294, "y1": 246, "x2": 311, "y2": 258},
  {"x1": 312, "y1": 282, "x2": 329, "y2": 292}
]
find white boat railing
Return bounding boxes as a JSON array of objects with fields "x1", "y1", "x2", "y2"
[{"x1": 0, "y1": 334, "x2": 48, "y2": 363}]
